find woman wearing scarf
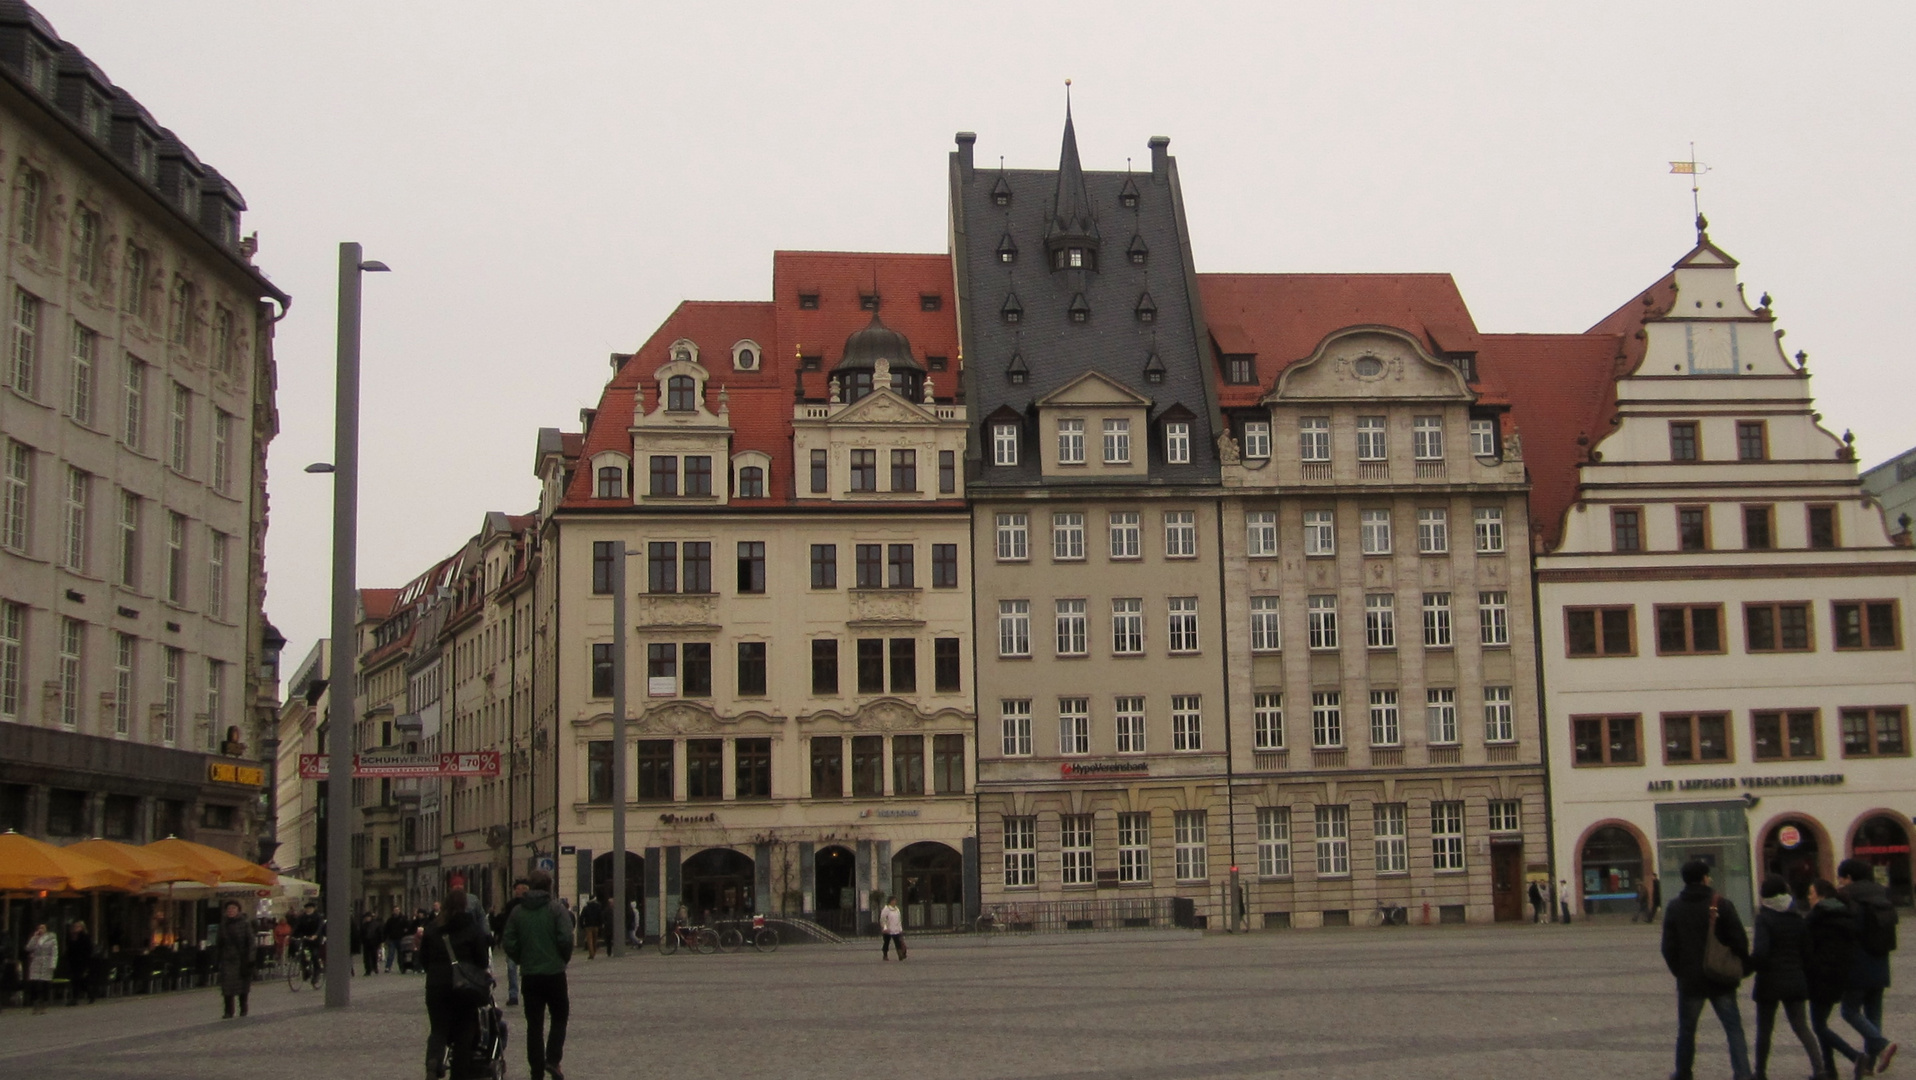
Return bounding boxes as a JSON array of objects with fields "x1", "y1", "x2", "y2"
[{"x1": 1749, "y1": 876, "x2": 1819, "y2": 1080}]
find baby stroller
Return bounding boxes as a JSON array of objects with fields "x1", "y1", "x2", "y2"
[{"x1": 447, "y1": 999, "x2": 508, "y2": 1079}]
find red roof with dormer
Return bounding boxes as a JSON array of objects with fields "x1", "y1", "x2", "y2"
[{"x1": 1476, "y1": 333, "x2": 1625, "y2": 550}]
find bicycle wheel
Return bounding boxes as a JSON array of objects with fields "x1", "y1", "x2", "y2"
[
  {"x1": 717, "y1": 927, "x2": 743, "y2": 953},
  {"x1": 657, "y1": 932, "x2": 679, "y2": 956},
  {"x1": 975, "y1": 913, "x2": 996, "y2": 934},
  {"x1": 311, "y1": 956, "x2": 325, "y2": 989},
  {"x1": 285, "y1": 956, "x2": 300, "y2": 991},
  {"x1": 694, "y1": 928, "x2": 718, "y2": 955},
  {"x1": 753, "y1": 928, "x2": 779, "y2": 954}
]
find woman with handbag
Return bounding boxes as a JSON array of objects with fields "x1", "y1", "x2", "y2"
[{"x1": 422, "y1": 889, "x2": 493, "y2": 1080}]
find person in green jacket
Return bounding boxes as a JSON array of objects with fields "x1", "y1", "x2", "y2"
[{"x1": 503, "y1": 871, "x2": 573, "y2": 1080}]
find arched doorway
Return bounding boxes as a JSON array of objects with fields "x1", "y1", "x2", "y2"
[
  {"x1": 592, "y1": 851, "x2": 645, "y2": 934},
  {"x1": 1580, "y1": 825, "x2": 1644, "y2": 916},
  {"x1": 813, "y1": 845, "x2": 855, "y2": 935},
  {"x1": 1761, "y1": 818, "x2": 1823, "y2": 902},
  {"x1": 892, "y1": 841, "x2": 964, "y2": 929},
  {"x1": 1853, "y1": 815, "x2": 1914, "y2": 907},
  {"x1": 682, "y1": 848, "x2": 754, "y2": 920}
]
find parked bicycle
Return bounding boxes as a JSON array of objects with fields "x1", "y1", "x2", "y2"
[
  {"x1": 974, "y1": 904, "x2": 1029, "y2": 933},
  {"x1": 713, "y1": 914, "x2": 781, "y2": 953},
  {"x1": 1369, "y1": 901, "x2": 1409, "y2": 926},
  {"x1": 656, "y1": 920, "x2": 718, "y2": 955}
]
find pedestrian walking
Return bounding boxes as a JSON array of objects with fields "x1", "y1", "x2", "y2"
[
  {"x1": 384, "y1": 905, "x2": 410, "y2": 973},
  {"x1": 1661, "y1": 857, "x2": 1754, "y2": 1080},
  {"x1": 1635, "y1": 878, "x2": 1653, "y2": 924},
  {"x1": 1749, "y1": 875, "x2": 1821, "y2": 1080},
  {"x1": 360, "y1": 911, "x2": 383, "y2": 976},
  {"x1": 626, "y1": 900, "x2": 641, "y2": 948},
  {"x1": 1529, "y1": 880, "x2": 1546, "y2": 924},
  {"x1": 1649, "y1": 874, "x2": 1665, "y2": 922},
  {"x1": 578, "y1": 894, "x2": 603, "y2": 960},
  {"x1": 63, "y1": 920, "x2": 95, "y2": 1005},
  {"x1": 1559, "y1": 878, "x2": 1575, "y2": 924},
  {"x1": 423, "y1": 888, "x2": 493, "y2": 1080},
  {"x1": 215, "y1": 900, "x2": 255, "y2": 1019},
  {"x1": 1837, "y1": 858, "x2": 1899, "y2": 1074},
  {"x1": 273, "y1": 914, "x2": 292, "y2": 966},
  {"x1": 504, "y1": 870, "x2": 572, "y2": 1080},
  {"x1": 492, "y1": 879, "x2": 528, "y2": 1007},
  {"x1": 24, "y1": 922, "x2": 57, "y2": 1014},
  {"x1": 1806, "y1": 877, "x2": 1866, "y2": 1078},
  {"x1": 880, "y1": 896, "x2": 907, "y2": 961}
]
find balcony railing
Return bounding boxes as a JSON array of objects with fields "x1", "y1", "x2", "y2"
[
  {"x1": 978, "y1": 896, "x2": 1197, "y2": 934},
  {"x1": 1427, "y1": 746, "x2": 1462, "y2": 765},
  {"x1": 1357, "y1": 461, "x2": 1390, "y2": 480},
  {"x1": 1370, "y1": 747, "x2": 1403, "y2": 767},
  {"x1": 1252, "y1": 750, "x2": 1288, "y2": 771},
  {"x1": 1301, "y1": 462, "x2": 1332, "y2": 481},
  {"x1": 1311, "y1": 748, "x2": 1347, "y2": 768},
  {"x1": 1415, "y1": 460, "x2": 1448, "y2": 479}
]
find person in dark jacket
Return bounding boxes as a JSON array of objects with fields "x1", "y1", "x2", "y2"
[
  {"x1": 359, "y1": 912, "x2": 382, "y2": 976},
  {"x1": 1662, "y1": 858, "x2": 1754, "y2": 1080},
  {"x1": 1837, "y1": 858, "x2": 1899, "y2": 1074},
  {"x1": 492, "y1": 879, "x2": 528, "y2": 1006},
  {"x1": 1528, "y1": 880, "x2": 1545, "y2": 924},
  {"x1": 504, "y1": 871, "x2": 572, "y2": 1080},
  {"x1": 577, "y1": 895, "x2": 603, "y2": 960},
  {"x1": 63, "y1": 921, "x2": 95, "y2": 1005},
  {"x1": 1650, "y1": 874, "x2": 1665, "y2": 922},
  {"x1": 384, "y1": 905, "x2": 410, "y2": 973},
  {"x1": 422, "y1": 888, "x2": 492, "y2": 1080},
  {"x1": 215, "y1": 901, "x2": 255, "y2": 1019},
  {"x1": 1806, "y1": 878, "x2": 1864, "y2": 1078},
  {"x1": 1750, "y1": 875, "x2": 1820, "y2": 1080}
]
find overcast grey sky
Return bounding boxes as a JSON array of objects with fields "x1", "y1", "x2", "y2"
[{"x1": 40, "y1": 1, "x2": 1916, "y2": 666}]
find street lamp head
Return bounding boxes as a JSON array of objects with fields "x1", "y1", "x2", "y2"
[
  {"x1": 358, "y1": 260, "x2": 391, "y2": 273},
  {"x1": 304, "y1": 462, "x2": 336, "y2": 474}
]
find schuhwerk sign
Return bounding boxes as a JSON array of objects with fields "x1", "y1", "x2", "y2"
[{"x1": 297, "y1": 751, "x2": 500, "y2": 780}]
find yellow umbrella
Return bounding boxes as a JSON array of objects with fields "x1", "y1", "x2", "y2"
[
  {"x1": 0, "y1": 830, "x2": 141, "y2": 892},
  {"x1": 67, "y1": 839, "x2": 207, "y2": 887},
  {"x1": 143, "y1": 837, "x2": 277, "y2": 886}
]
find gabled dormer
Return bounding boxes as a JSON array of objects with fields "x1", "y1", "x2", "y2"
[
  {"x1": 793, "y1": 325, "x2": 967, "y2": 502},
  {"x1": 1035, "y1": 370, "x2": 1153, "y2": 479},
  {"x1": 631, "y1": 339, "x2": 734, "y2": 505}
]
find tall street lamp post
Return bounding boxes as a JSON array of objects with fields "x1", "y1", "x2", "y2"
[{"x1": 609, "y1": 541, "x2": 631, "y2": 956}]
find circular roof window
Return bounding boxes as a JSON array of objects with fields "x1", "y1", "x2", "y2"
[{"x1": 1353, "y1": 355, "x2": 1384, "y2": 378}]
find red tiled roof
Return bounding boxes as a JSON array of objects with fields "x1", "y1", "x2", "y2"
[
  {"x1": 1587, "y1": 270, "x2": 1676, "y2": 378},
  {"x1": 1477, "y1": 333, "x2": 1624, "y2": 550},
  {"x1": 360, "y1": 588, "x2": 400, "y2": 620}
]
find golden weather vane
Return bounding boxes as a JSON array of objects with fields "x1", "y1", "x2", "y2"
[{"x1": 1669, "y1": 142, "x2": 1712, "y2": 223}]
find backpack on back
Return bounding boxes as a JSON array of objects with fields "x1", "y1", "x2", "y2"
[{"x1": 1856, "y1": 897, "x2": 1899, "y2": 956}]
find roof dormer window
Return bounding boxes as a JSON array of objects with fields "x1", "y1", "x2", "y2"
[
  {"x1": 666, "y1": 375, "x2": 698, "y2": 412},
  {"x1": 1006, "y1": 352, "x2": 1028, "y2": 386},
  {"x1": 24, "y1": 43, "x2": 54, "y2": 98},
  {"x1": 1053, "y1": 247, "x2": 1096, "y2": 271},
  {"x1": 133, "y1": 134, "x2": 158, "y2": 182},
  {"x1": 1002, "y1": 291, "x2": 1023, "y2": 324},
  {"x1": 920, "y1": 294, "x2": 942, "y2": 312},
  {"x1": 1120, "y1": 175, "x2": 1140, "y2": 208},
  {"x1": 1068, "y1": 293, "x2": 1090, "y2": 323},
  {"x1": 991, "y1": 174, "x2": 1013, "y2": 206},
  {"x1": 996, "y1": 233, "x2": 1017, "y2": 264},
  {"x1": 1143, "y1": 352, "x2": 1166, "y2": 385},
  {"x1": 82, "y1": 93, "x2": 112, "y2": 141},
  {"x1": 1128, "y1": 234, "x2": 1148, "y2": 266},
  {"x1": 798, "y1": 292, "x2": 819, "y2": 310},
  {"x1": 1135, "y1": 292, "x2": 1157, "y2": 323},
  {"x1": 860, "y1": 293, "x2": 880, "y2": 312}
]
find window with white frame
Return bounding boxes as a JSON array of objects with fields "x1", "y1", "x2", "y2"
[
  {"x1": 68, "y1": 324, "x2": 95, "y2": 425},
  {"x1": 122, "y1": 356, "x2": 146, "y2": 450},
  {"x1": 1054, "y1": 599, "x2": 1087, "y2": 656},
  {"x1": 1315, "y1": 805, "x2": 1350, "y2": 875},
  {"x1": 1365, "y1": 594, "x2": 1395, "y2": 649},
  {"x1": 1108, "y1": 511, "x2": 1141, "y2": 559},
  {"x1": 1473, "y1": 506, "x2": 1504, "y2": 553},
  {"x1": 1102, "y1": 418, "x2": 1131, "y2": 463},
  {"x1": 1115, "y1": 695, "x2": 1146, "y2": 753},
  {"x1": 1307, "y1": 595, "x2": 1338, "y2": 650},
  {"x1": 1060, "y1": 815, "x2": 1094, "y2": 886},
  {"x1": 1246, "y1": 511, "x2": 1277, "y2": 557},
  {"x1": 1254, "y1": 692, "x2": 1283, "y2": 749},
  {"x1": 1360, "y1": 509, "x2": 1391, "y2": 555},
  {"x1": 55, "y1": 617, "x2": 84, "y2": 730},
  {"x1": 1423, "y1": 592, "x2": 1452, "y2": 647},
  {"x1": 62, "y1": 467, "x2": 88, "y2": 572},
  {"x1": 1258, "y1": 806, "x2": 1292, "y2": 877},
  {"x1": 1057, "y1": 418, "x2": 1085, "y2": 464},
  {"x1": 1469, "y1": 418, "x2": 1497, "y2": 458},
  {"x1": 205, "y1": 659, "x2": 225, "y2": 751},
  {"x1": 1003, "y1": 816, "x2": 1036, "y2": 887},
  {"x1": 112, "y1": 632, "x2": 134, "y2": 737},
  {"x1": 1369, "y1": 689, "x2": 1400, "y2": 746},
  {"x1": 1479, "y1": 591, "x2": 1509, "y2": 646},
  {"x1": 1168, "y1": 597, "x2": 1199, "y2": 653},
  {"x1": 1417, "y1": 508, "x2": 1448, "y2": 553},
  {"x1": 1118, "y1": 812, "x2": 1151, "y2": 882},
  {"x1": 1432, "y1": 801, "x2": 1464, "y2": 871},
  {"x1": 1164, "y1": 510, "x2": 1196, "y2": 557},
  {"x1": 995, "y1": 513, "x2": 1028, "y2": 561},
  {"x1": 1299, "y1": 416, "x2": 1330, "y2": 462},
  {"x1": 0, "y1": 601, "x2": 22, "y2": 721},
  {"x1": 1174, "y1": 810, "x2": 1208, "y2": 881},
  {"x1": 168, "y1": 382, "x2": 191, "y2": 474},
  {"x1": 1374, "y1": 803, "x2": 1408, "y2": 873},
  {"x1": 117, "y1": 490, "x2": 139, "y2": 587},
  {"x1": 1483, "y1": 685, "x2": 1514, "y2": 743},
  {"x1": 1250, "y1": 596, "x2": 1281, "y2": 652},
  {"x1": 161, "y1": 646, "x2": 181, "y2": 745},
  {"x1": 211, "y1": 411, "x2": 233, "y2": 495},
  {"x1": 1052, "y1": 512, "x2": 1085, "y2": 560},
  {"x1": 997, "y1": 600, "x2": 1030, "y2": 657},
  {"x1": 1059, "y1": 697, "x2": 1090, "y2": 755},
  {"x1": 1165, "y1": 422, "x2": 1190, "y2": 464},
  {"x1": 3, "y1": 441, "x2": 29, "y2": 551},
  {"x1": 1311, "y1": 691, "x2": 1343, "y2": 747},
  {"x1": 1426, "y1": 688, "x2": 1458, "y2": 744},
  {"x1": 993, "y1": 423, "x2": 1019, "y2": 466},
  {"x1": 1112, "y1": 598, "x2": 1143, "y2": 654},
  {"x1": 1304, "y1": 510, "x2": 1335, "y2": 555},
  {"x1": 1413, "y1": 416, "x2": 1444, "y2": 460},
  {"x1": 1000, "y1": 699, "x2": 1032, "y2": 756},
  {"x1": 1242, "y1": 421, "x2": 1271, "y2": 459},
  {"x1": 205, "y1": 531, "x2": 228, "y2": 620},
  {"x1": 1171, "y1": 694, "x2": 1202, "y2": 751},
  {"x1": 1355, "y1": 416, "x2": 1387, "y2": 460},
  {"x1": 10, "y1": 288, "x2": 40, "y2": 398},
  {"x1": 1487, "y1": 799, "x2": 1521, "y2": 834},
  {"x1": 164, "y1": 511, "x2": 186, "y2": 604}
]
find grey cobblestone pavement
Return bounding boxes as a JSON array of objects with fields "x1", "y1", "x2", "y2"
[{"x1": 1, "y1": 922, "x2": 1903, "y2": 1079}]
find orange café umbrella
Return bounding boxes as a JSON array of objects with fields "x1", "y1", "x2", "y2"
[
  {"x1": 0, "y1": 830, "x2": 142, "y2": 892},
  {"x1": 66, "y1": 838, "x2": 206, "y2": 887},
  {"x1": 143, "y1": 836, "x2": 277, "y2": 886}
]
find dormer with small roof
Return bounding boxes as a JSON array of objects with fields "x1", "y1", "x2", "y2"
[
  {"x1": 1033, "y1": 370, "x2": 1154, "y2": 479},
  {"x1": 629, "y1": 336, "x2": 736, "y2": 505}
]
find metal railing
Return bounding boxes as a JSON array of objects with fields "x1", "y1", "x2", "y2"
[{"x1": 976, "y1": 896, "x2": 1196, "y2": 934}]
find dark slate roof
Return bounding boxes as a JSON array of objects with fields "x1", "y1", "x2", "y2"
[{"x1": 951, "y1": 118, "x2": 1219, "y2": 488}]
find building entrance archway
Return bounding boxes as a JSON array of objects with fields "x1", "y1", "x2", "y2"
[
  {"x1": 592, "y1": 851, "x2": 645, "y2": 931},
  {"x1": 682, "y1": 848, "x2": 754, "y2": 920},
  {"x1": 1761, "y1": 818, "x2": 1823, "y2": 902},
  {"x1": 891, "y1": 841, "x2": 963, "y2": 929},
  {"x1": 1853, "y1": 814, "x2": 1914, "y2": 907},
  {"x1": 1580, "y1": 825, "x2": 1645, "y2": 916},
  {"x1": 813, "y1": 845, "x2": 856, "y2": 935}
]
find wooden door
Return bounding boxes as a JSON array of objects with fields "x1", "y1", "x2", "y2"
[{"x1": 1491, "y1": 843, "x2": 1524, "y2": 922}]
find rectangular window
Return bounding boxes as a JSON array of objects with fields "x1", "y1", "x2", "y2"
[
  {"x1": 1311, "y1": 691, "x2": 1343, "y2": 748},
  {"x1": 1737, "y1": 420, "x2": 1768, "y2": 461},
  {"x1": 890, "y1": 448, "x2": 917, "y2": 491},
  {"x1": 168, "y1": 383, "x2": 191, "y2": 473},
  {"x1": 679, "y1": 455, "x2": 711, "y2": 495},
  {"x1": 0, "y1": 602, "x2": 22, "y2": 722},
  {"x1": 809, "y1": 449, "x2": 828, "y2": 493},
  {"x1": 1413, "y1": 416, "x2": 1444, "y2": 460},
  {"x1": 1254, "y1": 692, "x2": 1284, "y2": 750},
  {"x1": 731, "y1": 737, "x2": 771, "y2": 799},
  {"x1": 998, "y1": 600, "x2": 1031, "y2": 658},
  {"x1": 809, "y1": 736, "x2": 842, "y2": 798},
  {"x1": 1250, "y1": 596, "x2": 1282, "y2": 652},
  {"x1": 1417, "y1": 508, "x2": 1449, "y2": 554},
  {"x1": 74, "y1": 207, "x2": 101, "y2": 285},
  {"x1": 887, "y1": 637, "x2": 915, "y2": 693},
  {"x1": 1571, "y1": 714, "x2": 1641, "y2": 766},
  {"x1": 112, "y1": 632, "x2": 134, "y2": 736},
  {"x1": 57, "y1": 618, "x2": 82, "y2": 730},
  {"x1": 1566, "y1": 606, "x2": 1635, "y2": 657},
  {"x1": 1432, "y1": 801, "x2": 1465, "y2": 871},
  {"x1": 856, "y1": 638, "x2": 885, "y2": 694},
  {"x1": 933, "y1": 733, "x2": 965, "y2": 793},
  {"x1": 995, "y1": 513, "x2": 1028, "y2": 561},
  {"x1": 122, "y1": 244, "x2": 149, "y2": 315},
  {"x1": 1808, "y1": 506, "x2": 1839, "y2": 550},
  {"x1": 1226, "y1": 356, "x2": 1254, "y2": 383},
  {"x1": 805, "y1": 543, "x2": 837, "y2": 589},
  {"x1": 1242, "y1": 421, "x2": 1271, "y2": 459},
  {"x1": 1745, "y1": 602, "x2": 1812, "y2": 652},
  {"x1": 1061, "y1": 814, "x2": 1094, "y2": 886},
  {"x1": 205, "y1": 530, "x2": 228, "y2": 619},
  {"x1": 1003, "y1": 817, "x2": 1037, "y2": 887},
  {"x1": 1111, "y1": 598, "x2": 1143, "y2": 654},
  {"x1": 1656, "y1": 604, "x2": 1724, "y2": 655},
  {"x1": 1165, "y1": 422, "x2": 1191, "y2": 464},
  {"x1": 1612, "y1": 508, "x2": 1642, "y2": 553},
  {"x1": 1369, "y1": 689, "x2": 1400, "y2": 746},
  {"x1": 1102, "y1": 418, "x2": 1131, "y2": 463},
  {"x1": 1108, "y1": 512, "x2": 1141, "y2": 558},
  {"x1": 1307, "y1": 595, "x2": 1339, "y2": 650},
  {"x1": 1115, "y1": 695, "x2": 1146, "y2": 753},
  {"x1": 1677, "y1": 506, "x2": 1709, "y2": 551},
  {"x1": 1473, "y1": 507, "x2": 1504, "y2": 553},
  {"x1": 1171, "y1": 694, "x2": 1202, "y2": 751},
  {"x1": 1168, "y1": 597, "x2": 1200, "y2": 653},
  {"x1": 1488, "y1": 800, "x2": 1520, "y2": 834},
  {"x1": 1426, "y1": 688, "x2": 1458, "y2": 745},
  {"x1": 1483, "y1": 686, "x2": 1514, "y2": 743},
  {"x1": 122, "y1": 356, "x2": 147, "y2": 450},
  {"x1": 1743, "y1": 505, "x2": 1775, "y2": 550},
  {"x1": 1669, "y1": 421, "x2": 1699, "y2": 461},
  {"x1": 1054, "y1": 598, "x2": 1087, "y2": 656},
  {"x1": 631, "y1": 739, "x2": 672, "y2": 801},
  {"x1": 1056, "y1": 418, "x2": 1085, "y2": 464},
  {"x1": 160, "y1": 646, "x2": 180, "y2": 745},
  {"x1": 736, "y1": 641, "x2": 766, "y2": 696},
  {"x1": 1360, "y1": 509, "x2": 1391, "y2": 555},
  {"x1": 849, "y1": 449, "x2": 876, "y2": 492},
  {"x1": 1058, "y1": 697, "x2": 1090, "y2": 755},
  {"x1": 164, "y1": 511, "x2": 186, "y2": 604},
  {"x1": 1469, "y1": 418, "x2": 1497, "y2": 458},
  {"x1": 886, "y1": 544, "x2": 914, "y2": 588},
  {"x1": 680, "y1": 643, "x2": 711, "y2": 697},
  {"x1": 1257, "y1": 807, "x2": 1292, "y2": 877},
  {"x1": 682, "y1": 541, "x2": 711, "y2": 592},
  {"x1": 1246, "y1": 510, "x2": 1277, "y2": 557},
  {"x1": 686, "y1": 739, "x2": 723, "y2": 800},
  {"x1": 1315, "y1": 806, "x2": 1350, "y2": 876},
  {"x1": 62, "y1": 467, "x2": 88, "y2": 572},
  {"x1": 211, "y1": 410, "x2": 232, "y2": 494},
  {"x1": 646, "y1": 642, "x2": 678, "y2": 695},
  {"x1": 1052, "y1": 512, "x2": 1085, "y2": 560},
  {"x1": 931, "y1": 544, "x2": 958, "y2": 588},
  {"x1": 1840, "y1": 707, "x2": 1906, "y2": 758},
  {"x1": 1164, "y1": 510, "x2": 1196, "y2": 557},
  {"x1": 1365, "y1": 593, "x2": 1396, "y2": 649},
  {"x1": 1752, "y1": 710, "x2": 1820, "y2": 761},
  {"x1": 212, "y1": 306, "x2": 234, "y2": 375},
  {"x1": 1117, "y1": 812, "x2": 1151, "y2": 883},
  {"x1": 647, "y1": 541, "x2": 678, "y2": 593},
  {"x1": 1832, "y1": 600, "x2": 1898, "y2": 650},
  {"x1": 1174, "y1": 810, "x2": 1208, "y2": 881},
  {"x1": 68, "y1": 323, "x2": 95, "y2": 425},
  {"x1": 1299, "y1": 417, "x2": 1330, "y2": 462},
  {"x1": 591, "y1": 540, "x2": 615, "y2": 594},
  {"x1": 1422, "y1": 592, "x2": 1452, "y2": 648},
  {"x1": 1478, "y1": 591, "x2": 1509, "y2": 647},
  {"x1": 1662, "y1": 712, "x2": 1731, "y2": 763},
  {"x1": 10, "y1": 289, "x2": 39, "y2": 398},
  {"x1": 933, "y1": 637, "x2": 961, "y2": 693},
  {"x1": 811, "y1": 638, "x2": 838, "y2": 695},
  {"x1": 1355, "y1": 416, "x2": 1386, "y2": 461},
  {"x1": 854, "y1": 543, "x2": 883, "y2": 589},
  {"x1": 993, "y1": 423, "x2": 1019, "y2": 466},
  {"x1": 732, "y1": 541, "x2": 765, "y2": 594},
  {"x1": 1304, "y1": 509, "x2": 1335, "y2": 555},
  {"x1": 586, "y1": 741, "x2": 614, "y2": 803},
  {"x1": 1000, "y1": 699, "x2": 1032, "y2": 756},
  {"x1": 1374, "y1": 803, "x2": 1408, "y2": 874}
]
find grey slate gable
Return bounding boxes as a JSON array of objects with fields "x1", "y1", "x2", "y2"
[{"x1": 951, "y1": 129, "x2": 1220, "y2": 489}]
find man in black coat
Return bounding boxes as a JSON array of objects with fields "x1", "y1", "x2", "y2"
[
  {"x1": 383, "y1": 905, "x2": 410, "y2": 973},
  {"x1": 492, "y1": 878, "x2": 529, "y2": 1007},
  {"x1": 1837, "y1": 858, "x2": 1899, "y2": 1073},
  {"x1": 1661, "y1": 858, "x2": 1754, "y2": 1080}
]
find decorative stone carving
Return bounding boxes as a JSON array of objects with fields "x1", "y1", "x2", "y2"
[
  {"x1": 850, "y1": 590, "x2": 920, "y2": 624},
  {"x1": 874, "y1": 358, "x2": 891, "y2": 383},
  {"x1": 1502, "y1": 430, "x2": 1523, "y2": 461},
  {"x1": 1216, "y1": 431, "x2": 1240, "y2": 464},
  {"x1": 829, "y1": 376, "x2": 842, "y2": 404},
  {"x1": 922, "y1": 375, "x2": 935, "y2": 404},
  {"x1": 638, "y1": 594, "x2": 718, "y2": 627}
]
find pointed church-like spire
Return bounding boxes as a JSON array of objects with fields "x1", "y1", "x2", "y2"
[{"x1": 1046, "y1": 80, "x2": 1101, "y2": 263}]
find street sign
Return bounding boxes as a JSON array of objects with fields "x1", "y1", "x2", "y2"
[
  {"x1": 440, "y1": 751, "x2": 500, "y2": 777},
  {"x1": 295, "y1": 751, "x2": 501, "y2": 779},
  {"x1": 297, "y1": 753, "x2": 328, "y2": 779},
  {"x1": 535, "y1": 856, "x2": 556, "y2": 874}
]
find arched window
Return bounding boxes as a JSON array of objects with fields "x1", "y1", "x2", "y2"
[
  {"x1": 596, "y1": 466, "x2": 623, "y2": 499},
  {"x1": 667, "y1": 375, "x2": 697, "y2": 412},
  {"x1": 737, "y1": 466, "x2": 764, "y2": 499}
]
